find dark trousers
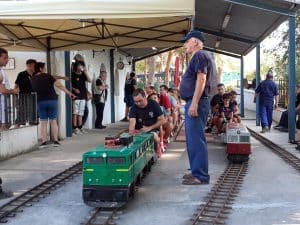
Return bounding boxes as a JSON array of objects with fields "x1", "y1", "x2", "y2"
[
  {"x1": 184, "y1": 98, "x2": 210, "y2": 182},
  {"x1": 259, "y1": 103, "x2": 273, "y2": 128},
  {"x1": 279, "y1": 110, "x2": 288, "y2": 128},
  {"x1": 95, "y1": 102, "x2": 105, "y2": 128}
]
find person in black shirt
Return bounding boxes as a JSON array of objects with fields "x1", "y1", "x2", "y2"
[
  {"x1": 71, "y1": 61, "x2": 91, "y2": 134},
  {"x1": 31, "y1": 62, "x2": 75, "y2": 148},
  {"x1": 121, "y1": 72, "x2": 137, "y2": 122},
  {"x1": 14, "y1": 59, "x2": 36, "y2": 125},
  {"x1": 205, "y1": 83, "x2": 225, "y2": 133},
  {"x1": 129, "y1": 88, "x2": 164, "y2": 157},
  {"x1": 274, "y1": 84, "x2": 300, "y2": 131}
]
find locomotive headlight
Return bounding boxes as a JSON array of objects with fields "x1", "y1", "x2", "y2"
[
  {"x1": 102, "y1": 153, "x2": 107, "y2": 158},
  {"x1": 119, "y1": 179, "x2": 122, "y2": 182}
]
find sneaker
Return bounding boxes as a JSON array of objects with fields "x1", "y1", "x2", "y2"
[
  {"x1": 39, "y1": 142, "x2": 49, "y2": 149},
  {"x1": 120, "y1": 117, "x2": 129, "y2": 122},
  {"x1": 260, "y1": 127, "x2": 269, "y2": 133},
  {"x1": 80, "y1": 129, "x2": 88, "y2": 134},
  {"x1": 52, "y1": 141, "x2": 61, "y2": 147},
  {"x1": 73, "y1": 128, "x2": 80, "y2": 135}
]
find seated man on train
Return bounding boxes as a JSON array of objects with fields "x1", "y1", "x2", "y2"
[
  {"x1": 159, "y1": 85, "x2": 174, "y2": 141},
  {"x1": 229, "y1": 90, "x2": 241, "y2": 123},
  {"x1": 214, "y1": 93, "x2": 236, "y2": 133},
  {"x1": 206, "y1": 83, "x2": 226, "y2": 133},
  {"x1": 148, "y1": 93, "x2": 172, "y2": 152},
  {"x1": 129, "y1": 88, "x2": 164, "y2": 157}
]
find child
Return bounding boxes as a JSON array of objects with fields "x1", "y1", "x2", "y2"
[{"x1": 229, "y1": 91, "x2": 241, "y2": 123}]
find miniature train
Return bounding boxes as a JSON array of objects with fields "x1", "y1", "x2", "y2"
[
  {"x1": 82, "y1": 132, "x2": 155, "y2": 207},
  {"x1": 223, "y1": 122, "x2": 251, "y2": 163}
]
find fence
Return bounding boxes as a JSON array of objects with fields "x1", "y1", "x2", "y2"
[
  {"x1": 276, "y1": 79, "x2": 288, "y2": 109},
  {"x1": 0, "y1": 93, "x2": 37, "y2": 129}
]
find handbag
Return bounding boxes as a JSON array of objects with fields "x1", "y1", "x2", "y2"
[{"x1": 92, "y1": 94, "x2": 102, "y2": 104}]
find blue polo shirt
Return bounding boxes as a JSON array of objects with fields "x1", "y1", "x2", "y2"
[
  {"x1": 255, "y1": 79, "x2": 278, "y2": 105},
  {"x1": 180, "y1": 50, "x2": 213, "y2": 101}
]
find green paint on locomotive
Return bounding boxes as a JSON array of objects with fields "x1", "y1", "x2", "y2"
[{"x1": 82, "y1": 132, "x2": 155, "y2": 187}]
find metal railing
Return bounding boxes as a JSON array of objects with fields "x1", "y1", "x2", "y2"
[
  {"x1": 276, "y1": 79, "x2": 288, "y2": 108},
  {"x1": 0, "y1": 93, "x2": 37, "y2": 130}
]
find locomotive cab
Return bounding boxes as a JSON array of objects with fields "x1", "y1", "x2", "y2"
[{"x1": 225, "y1": 122, "x2": 251, "y2": 163}]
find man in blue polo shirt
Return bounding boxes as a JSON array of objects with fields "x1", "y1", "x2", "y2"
[
  {"x1": 254, "y1": 71, "x2": 279, "y2": 133},
  {"x1": 179, "y1": 29, "x2": 216, "y2": 185}
]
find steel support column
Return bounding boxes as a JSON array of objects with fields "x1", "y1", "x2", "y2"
[
  {"x1": 46, "y1": 37, "x2": 51, "y2": 74},
  {"x1": 64, "y1": 51, "x2": 72, "y2": 137},
  {"x1": 256, "y1": 44, "x2": 261, "y2": 126},
  {"x1": 288, "y1": 15, "x2": 296, "y2": 142},
  {"x1": 110, "y1": 49, "x2": 115, "y2": 123},
  {"x1": 240, "y1": 56, "x2": 244, "y2": 117}
]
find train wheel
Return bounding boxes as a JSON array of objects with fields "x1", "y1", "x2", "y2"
[
  {"x1": 129, "y1": 183, "x2": 135, "y2": 198},
  {"x1": 227, "y1": 154, "x2": 249, "y2": 163}
]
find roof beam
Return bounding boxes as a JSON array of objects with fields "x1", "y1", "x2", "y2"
[
  {"x1": 133, "y1": 46, "x2": 180, "y2": 62},
  {"x1": 224, "y1": 0, "x2": 297, "y2": 16},
  {"x1": 204, "y1": 46, "x2": 242, "y2": 58},
  {"x1": 198, "y1": 27, "x2": 255, "y2": 43}
]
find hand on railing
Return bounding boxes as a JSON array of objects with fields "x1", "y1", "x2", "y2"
[{"x1": 11, "y1": 87, "x2": 19, "y2": 95}]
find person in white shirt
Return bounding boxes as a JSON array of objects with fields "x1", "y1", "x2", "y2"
[{"x1": 0, "y1": 48, "x2": 19, "y2": 130}]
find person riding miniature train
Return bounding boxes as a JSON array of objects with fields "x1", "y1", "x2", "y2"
[
  {"x1": 214, "y1": 93, "x2": 239, "y2": 133},
  {"x1": 128, "y1": 88, "x2": 164, "y2": 157}
]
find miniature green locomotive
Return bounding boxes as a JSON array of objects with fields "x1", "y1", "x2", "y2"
[{"x1": 82, "y1": 132, "x2": 155, "y2": 207}]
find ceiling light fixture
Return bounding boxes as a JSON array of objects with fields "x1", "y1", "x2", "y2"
[{"x1": 222, "y1": 14, "x2": 231, "y2": 30}]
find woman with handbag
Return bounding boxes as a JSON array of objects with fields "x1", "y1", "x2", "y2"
[{"x1": 92, "y1": 71, "x2": 108, "y2": 129}]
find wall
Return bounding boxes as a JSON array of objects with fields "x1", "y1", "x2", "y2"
[
  {"x1": 4, "y1": 51, "x2": 47, "y2": 87},
  {"x1": 0, "y1": 126, "x2": 38, "y2": 159},
  {"x1": 235, "y1": 88, "x2": 281, "y2": 123},
  {"x1": 50, "y1": 49, "x2": 132, "y2": 134}
]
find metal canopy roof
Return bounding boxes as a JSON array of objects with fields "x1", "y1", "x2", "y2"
[
  {"x1": 194, "y1": 0, "x2": 299, "y2": 57},
  {"x1": 124, "y1": 0, "x2": 300, "y2": 60},
  {"x1": 0, "y1": 0, "x2": 298, "y2": 59},
  {"x1": 0, "y1": 0, "x2": 193, "y2": 53}
]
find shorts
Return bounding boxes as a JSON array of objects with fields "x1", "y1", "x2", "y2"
[
  {"x1": 124, "y1": 95, "x2": 134, "y2": 107},
  {"x1": 38, "y1": 100, "x2": 58, "y2": 121},
  {"x1": 73, "y1": 99, "x2": 86, "y2": 116}
]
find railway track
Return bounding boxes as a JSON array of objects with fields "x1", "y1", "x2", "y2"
[
  {"x1": 188, "y1": 163, "x2": 248, "y2": 225},
  {"x1": 247, "y1": 127, "x2": 300, "y2": 172},
  {"x1": 0, "y1": 162, "x2": 82, "y2": 223},
  {"x1": 82, "y1": 208, "x2": 120, "y2": 225}
]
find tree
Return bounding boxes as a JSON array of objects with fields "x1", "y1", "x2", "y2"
[{"x1": 263, "y1": 14, "x2": 300, "y2": 82}]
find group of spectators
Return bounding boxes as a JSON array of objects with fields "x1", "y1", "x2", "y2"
[
  {"x1": 205, "y1": 83, "x2": 240, "y2": 134},
  {"x1": 0, "y1": 47, "x2": 76, "y2": 147},
  {"x1": 125, "y1": 79, "x2": 181, "y2": 157}
]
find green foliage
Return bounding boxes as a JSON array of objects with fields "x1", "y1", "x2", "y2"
[
  {"x1": 263, "y1": 13, "x2": 300, "y2": 83},
  {"x1": 135, "y1": 60, "x2": 146, "y2": 74}
]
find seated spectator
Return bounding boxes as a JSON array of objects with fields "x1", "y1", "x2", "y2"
[
  {"x1": 229, "y1": 90, "x2": 241, "y2": 123},
  {"x1": 145, "y1": 85, "x2": 156, "y2": 96},
  {"x1": 206, "y1": 83, "x2": 225, "y2": 133},
  {"x1": 148, "y1": 93, "x2": 172, "y2": 151},
  {"x1": 168, "y1": 87, "x2": 181, "y2": 130},
  {"x1": 129, "y1": 88, "x2": 164, "y2": 157},
  {"x1": 216, "y1": 93, "x2": 234, "y2": 133},
  {"x1": 274, "y1": 84, "x2": 300, "y2": 132}
]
